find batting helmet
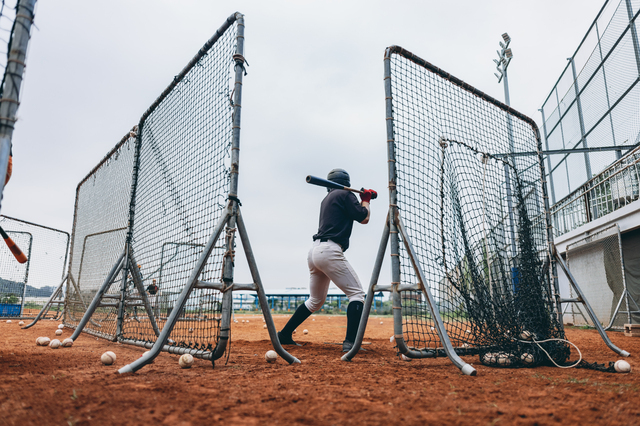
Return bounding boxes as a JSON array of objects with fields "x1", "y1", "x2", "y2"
[{"x1": 327, "y1": 168, "x2": 350, "y2": 187}]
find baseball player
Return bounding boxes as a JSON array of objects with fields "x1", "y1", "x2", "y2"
[{"x1": 278, "y1": 168, "x2": 376, "y2": 352}]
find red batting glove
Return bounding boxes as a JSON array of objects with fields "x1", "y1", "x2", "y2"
[{"x1": 360, "y1": 188, "x2": 377, "y2": 203}]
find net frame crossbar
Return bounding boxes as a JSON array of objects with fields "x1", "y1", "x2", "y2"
[
  {"x1": 342, "y1": 46, "x2": 629, "y2": 374},
  {"x1": 66, "y1": 13, "x2": 299, "y2": 373}
]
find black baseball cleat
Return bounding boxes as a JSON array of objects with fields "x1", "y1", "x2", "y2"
[
  {"x1": 342, "y1": 340, "x2": 354, "y2": 352},
  {"x1": 277, "y1": 331, "x2": 302, "y2": 347}
]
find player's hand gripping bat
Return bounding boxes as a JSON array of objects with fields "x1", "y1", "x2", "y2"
[
  {"x1": 0, "y1": 225, "x2": 27, "y2": 263},
  {"x1": 306, "y1": 175, "x2": 378, "y2": 200}
]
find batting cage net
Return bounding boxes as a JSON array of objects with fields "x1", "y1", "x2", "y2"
[
  {"x1": 63, "y1": 132, "x2": 136, "y2": 339},
  {"x1": 0, "y1": 215, "x2": 69, "y2": 318},
  {"x1": 566, "y1": 224, "x2": 637, "y2": 330},
  {"x1": 120, "y1": 17, "x2": 239, "y2": 352},
  {"x1": 386, "y1": 46, "x2": 568, "y2": 368},
  {"x1": 65, "y1": 14, "x2": 242, "y2": 356}
]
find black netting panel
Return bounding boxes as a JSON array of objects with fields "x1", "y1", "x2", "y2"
[
  {"x1": 0, "y1": 216, "x2": 69, "y2": 319},
  {"x1": 64, "y1": 135, "x2": 136, "y2": 337},
  {"x1": 121, "y1": 22, "x2": 238, "y2": 352},
  {"x1": 389, "y1": 48, "x2": 568, "y2": 367}
]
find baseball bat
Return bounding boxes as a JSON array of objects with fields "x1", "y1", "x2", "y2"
[
  {"x1": 306, "y1": 175, "x2": 377, "y2": 199},
  {"x1": 0, "y1": 225, "x2": 27, "y2": 264}
]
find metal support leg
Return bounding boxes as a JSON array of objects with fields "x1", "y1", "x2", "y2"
[
  {"x1": 70, "y1": 251, "x2": 126, "y2": 341},
  {"x1": 22, "y1": 275, "x2": 67, "y2": 329},
  {"x1": 555, "y1": 251, "x2": 630, "y2": 357},
  {"x1": 397, "y1": 214, "x2": 477, "y2": 375},
  {"x1": 236, "y1": 207, "x2": 299, "y2": 364},
  {"x1": 342, "y1": 217, "x2": 390, "y2": 361},
  {"x1": 128, "y1": 252, "x2": 161, "y2": 337},
  {"x1": 118, "y1": 208, "x2": 232, "y2": 374}
]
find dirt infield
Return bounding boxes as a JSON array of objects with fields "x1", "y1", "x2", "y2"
[{"x1": 1, "y1": 315, "x2": 640, "y2": 425}]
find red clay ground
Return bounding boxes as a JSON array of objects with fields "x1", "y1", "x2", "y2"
[{"x1": 1, "y1": 314, "x2": 640, "y2": 425}]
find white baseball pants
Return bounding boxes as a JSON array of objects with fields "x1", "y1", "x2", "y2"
[{"x1": 304, "y1": 240, "x2": 365, "y2": 312}]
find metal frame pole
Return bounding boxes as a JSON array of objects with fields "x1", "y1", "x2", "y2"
[
  {"x1": 118, "y1": 208, "x2": 232, "y2": 373},
  {"x1": 22, "y1": 275, "x2": 67, "y2": 328},
  {"x1": 17, "y1": 231, "x2": 32, "y2": 316},
  {"x1": 70, "y1": 251, "x2": 126, "y2": 341},
  {"x1": 0, "y1": 0, "x2": 37, "y2": 212},
  {"x1": 236, "y1": 207, "x2": 299, "y2": 364},
  {"x1": 554, "y1": 250, "x2": 629, "y2": 357},
  {"x1": 342, "y1": 216, "x2": 390, "y2": 361}
]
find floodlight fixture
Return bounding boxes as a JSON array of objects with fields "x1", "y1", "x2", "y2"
[
  {"x1": 502, "y1": 33, "x2": 510, "y2": 43},
  {"x1": 505, "y1": 48, "x2": 513, "y2": 59}
]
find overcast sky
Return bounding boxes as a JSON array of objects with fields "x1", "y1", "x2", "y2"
[{"x1": 2, "y1": 0, "x2": 607, "y2": 293}]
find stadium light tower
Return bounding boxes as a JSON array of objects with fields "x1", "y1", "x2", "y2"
[{"x1": 494, "y1": 32, "x2": 513, "y2": 106}]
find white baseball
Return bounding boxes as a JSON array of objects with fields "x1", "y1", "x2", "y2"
[
  {"x1": 519, "y1": 330, "x2": 532, "y2": 341},
  {"x1": 293, "y1": 329, "x2": 297, "y2": 334},
  {"x1": 262, "y1": 318, "x2": 265, "y2": 322},
  {"x1": 241, "y1": 320, "x2": 245, "y2": 323},
  {"x1": 390, "y1": 335, "x2": 395, "y2": 343},
  {"x1": 18, "y1": 321, "x2": 24, "y2": 326},
  {"x1": 496, "y1": 354, "x2": 511, "y2": 366},
  {"x1": 461, "y1": 343, "x2": 470, "y2": 348},
  {"x1": 312, "y1": 318, "x2": 315, "y2": 321},
  {"x1": 520, "y1": 352, "x2": 535, "y2": 365},
  {"x1": 57, "y1": 324, "x2": 64, "y2": 330},
  {"x1": 263, "y1": 324, "x2": 267, "y2": 329},
  {"x1": 615, "y1": 359, "x2": 631, "y2": 373},
  {"x1": 179, "y1": 353, "x2": 194, "y2": 369},
  {"x1": 380, "y1": 321, "x2": 384, "y2": 325},
  {"x1": 55, "y1": 329, "x2": 63, "y2": 336},
  {"x1": 465, "y1": 329, "x2": 471, "y2": 334},
  {"x1": 246, "y1": 320, "x2": 249, "y2": 323},
  {"x1": 482, "y1": 352, "x2": 496, "y2": 365},
  {"x1": 6, "y1": 320, "x2": 11, "y2": 324},
  {"x1": 37, "y1": 336, "x2": 50, "y2": 346},
  {"x1": 401, "y1": 354, "x2": 412, "y2": 361},
  {"x1": 265, "y1": 350, "x2": 278, "y2": 363},
  {"x1": 303, "y1": 329, "x2": 308, "y2": 335},
  {"x1": 101, "y1": 351, "x2": 116, "y2": 365},
  {"x1": 62, "y1": 338, "x2": 73, "y2": 347},
  {"x1": 49, "y1": 339, "x2": 61, "y2": 349},
  {"x1": 234, "y1": 320, "x2": 238, "y2": 323}
]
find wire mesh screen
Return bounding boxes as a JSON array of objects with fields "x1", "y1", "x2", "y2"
[
  {"x1": 0, "y1": 215, "x2": 68, "y2": 318},
  {"x1": 121, "y1": 20, "x2": 239, "y2": 352},
  {"x1": 566, "y1": 224, "x2": 633, "y2": 329},
  {"x1": 387, "y1": 46, "x2": 567, "y2": 367},
  {"x1": 0, "y1": 229, "x2": 29, "y2": 316},
  {"x1": 541, "y1": 0, "x2": 640, "y2": 204},
  {"x1": 64, "y1": 134, "x2": 136, "y2": 337}
]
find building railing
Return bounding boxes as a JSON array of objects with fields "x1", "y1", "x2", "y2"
[{"x1": 551, "y1": 145, "x2": 640, "y2": 237}]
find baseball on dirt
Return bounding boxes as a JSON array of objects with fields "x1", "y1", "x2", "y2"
[
  {"x1": 55, "y1": 329, "x2": 63, "y2": 336},
  {"x1": 62, "y1": 338, "x2": 73, "y2": 347},
  {"x1": 57, "y1": 324, "x2": 64, "y2": 330},
  {"x1": 520, "y1": 352, "x2": 535, "y2": 365},
  {"x1": 179, "y1": 354, "x2": 194, "y2": 369},
  {"x1": 519, "y1": 330, "x2": 532, "y2": 341},
  {"x1": 303, "y1": 329, "x2": 308, "y2": 335},
  {"x1": 263, "y1": 324, "x2": 267, "y2": 329},
  {"x1": 390, "y1": 335, "x2": 395, "y2": 343},
  {"x1": 101, "y1": 351, "x2": 117, "y2": 365},
  {"x1": 380, "y1": 321, "x2": 384, "y2": 325},
  {"x1": 18, "y1": 321, "x2": 24, "y2": 326},
  {"x1": 37, "y1": 336, "x2": 50, "y2": 346},
  {"x1": 401, "y1": 354, "x2": 412, "y2": 361},
  {"x1": 49, "y1": 339, "x2": 61, "y2": 349},
  {"x1": 615, "y1": 359, "x2": 631, "y2": 373},
  {"x1": 265, "y1": 350, "x2": 278, "y2": 363},
  {"x1": 6, "y1": 320, "x2": 11, "y2": 324}
]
